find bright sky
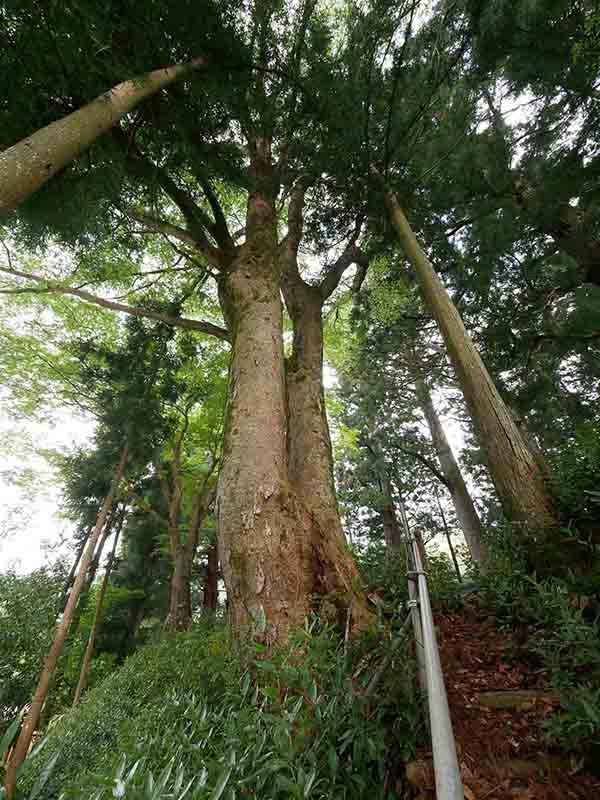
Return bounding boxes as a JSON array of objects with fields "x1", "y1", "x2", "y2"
[{"x1": 0, "y1": 411, "x2": 94, "y2": 573}]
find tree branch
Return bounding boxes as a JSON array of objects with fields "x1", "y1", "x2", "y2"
[
  {"x1": 320, "y1": 220, "x2": 367, "y2": 300},
  {"x1": 0, "y1": 265, "x2": 230, "y2": 341}
]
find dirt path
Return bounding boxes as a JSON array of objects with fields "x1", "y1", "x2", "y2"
[{"x1": 408, "y1": 599, "x2": 600, "y2": 799}]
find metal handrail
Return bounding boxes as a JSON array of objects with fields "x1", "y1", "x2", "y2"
[{"x1": 399, "y1": 503, "x2": 464, "y2": 800}]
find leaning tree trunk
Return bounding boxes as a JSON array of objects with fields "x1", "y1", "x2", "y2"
[
  {"x1": 57, "y1": 527, "x2": 91, "y2": 614},
  {"x1": 4, "y1": 444, "x2": 128, "y2": 800},
  {"x1": 0, "y1": 59, "x2": 205, "y2": 214},
  {"x1": 73, "y1": 511, "x2": 125, "y2": 705},
  {"x1": 283, "y1": 279, "x2": 371, "y2": 626},
  {"x1": 416, "y1": 379, "x2": 486, "y2": 566},
  {"x1": 383, "y1": 186, "x2": 557, "y2": 533}
]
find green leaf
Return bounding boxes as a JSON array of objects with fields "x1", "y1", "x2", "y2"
[
  {"x1": 210, "y1": 765, "x2": 233, "y2": 800},
  {"x1": 0, "y1": 718, "x2": 20, "y2": 761},
  {"x1": 29, "y1": 750, "x2": 61, "y2": 800}
]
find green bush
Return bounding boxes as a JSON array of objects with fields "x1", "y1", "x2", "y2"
[
  {"x1": 479, "y1": 531, "x2": 600, "y2": 753},
  {"x1": 16, "y1": 617, "x2": 422, "y2": 800}
]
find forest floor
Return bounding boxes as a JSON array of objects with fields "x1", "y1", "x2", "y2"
[{"x1": 407, "y1": 596, "x2": 600, "y2": 799}]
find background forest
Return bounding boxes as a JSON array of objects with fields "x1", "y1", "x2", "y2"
[{"x1": 0, "y1": 0, "x2": 599, "y2": 798}]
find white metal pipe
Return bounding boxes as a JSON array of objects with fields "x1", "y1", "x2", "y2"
[
  {"x1": 411, "y1": 535, "x2": 464, "y2": 800},
  {"x1": 398, "y1": 501, "x2": 426, "y2": 690}
]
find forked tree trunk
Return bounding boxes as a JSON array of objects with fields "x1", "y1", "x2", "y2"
[
  {"x1": 0, "y1": 59, "x2": 205, "y2": 214},
  {"x1": 416, "y1": 379, "x2": 486, "y2": 566},
  {"x1": 383, "y1": 186, "x2": 557, "y2": 533},
  {"x1": 203, "y1": 543, "x2": 219, "y2": 611},
  {"x1": 4, "y1": 444, "x2": 128, "y2": 800},
  {"x1": 73, "y1": 510, "x2": 125, "y2": 705},
  {"x1": 217, "y1": 146, "x2": 369, "y2": 640}
]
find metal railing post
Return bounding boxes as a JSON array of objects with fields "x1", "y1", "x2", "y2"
[
  {"x1": 398, "y1": 497, "x2": 464, "y2": 800},
  {"x1": 411, "y1": 532, "x2": 464, "y2": 800}
]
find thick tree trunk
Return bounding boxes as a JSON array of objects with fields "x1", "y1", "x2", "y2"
[
  {"x1": 4, "y1": 444, "x2": 128, "y2": 799},
  {"x1": 283, "y1": 280, "x2": 371, "y2": 626},
  {"x1": 217, "y1": 157, "x2": 316, "y2": 640},
  {"x1": 383, "y1": 187, "x2": 557, "y2": 533},
  {"x1": 0, "y1": 60, "x2": 205, "y2": 214},
  {"x1": 73, "y1": 512, "x2": 124, "y2": 705},
  {"x1": 203, "y1": 543, "x2": 219, "y2": 611},
  {"x1": 417, "y1": 380, "x2": 486, "y2": 566}
]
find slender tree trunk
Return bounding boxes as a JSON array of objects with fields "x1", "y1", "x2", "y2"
[
  {"x1": 4, "y1": 444, "x2": 128, "y2": 799},
  {"x1": 378, "y1": 470, "x2": 403, "y2": 551},
  {"x1": 383, "y1": 186, "x2": 557, "y2": 533},
  {"x1": 436, "y1": 492, "x2": 462, "y2": 582},
  {"x1": 165, "y1": 547, "x2": 193, "y2": 631},
  {"x1": 203, "y1": 543, "x2": 219, "y2": 611},
  {"x1": 73, "y1": 510, "x2": 125, "y2": 705},
  {"x1": 165, "y1": 482, "x2": 216, "y2": 631},
  {"x1": 0, "y1": 60, "x2": 205, "y2": 214},
  {"x1": 416, "y1": 379, "x2": 486, "y2": 566},
  {"x1": 413, "y1": 528, "x2": 430, "y2": 572},
  {"x1": 58, "y1": 527, "x2": 91, "y2": 613}
]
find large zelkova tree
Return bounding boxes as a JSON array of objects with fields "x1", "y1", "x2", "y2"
[{"x1": 0, "y1": 0, "x2": 401, "y2": 639}]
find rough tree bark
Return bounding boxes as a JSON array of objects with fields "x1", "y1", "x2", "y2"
[
  {"x1": 0, "y1": 59, "x2": 205, "y2": 214},
  {"x1": 416, "y1": 378, "x2": 486, "y2": 566},
  {"x1": 280, "y1": 185, "x2": 372, "y2": 627},
  {"x1": 216, "y1": 148, "x2": 371, "y2": 639},
  {"x1": 382, "y1": 184, "x2": 558, "y2": 534},
  {"x1": 4, "y1": 444, "x2": 128, "y2": 800},
  {"x1": 217, "y1": 141, "x2": 317, "y2": 639},
  {"x1": 73, "y1": 509, "x2": 126, "y2": 705}
]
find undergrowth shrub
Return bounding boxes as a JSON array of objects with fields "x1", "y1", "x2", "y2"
[
  {"x1": 479, "y1": 519, "x2": 600, "y2": 754},
  {"x1": 16, "y1": 616, "x2": 422, "y2": 800},
  {"x1": 353, "y1": 540, "x2": 468, "y2": 613}
]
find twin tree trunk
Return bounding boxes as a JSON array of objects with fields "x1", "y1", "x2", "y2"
[
  {"x1": 4, "y1": 445, "x2": 128, "y2": 800},
  {"x1": 383, "y1": 187, "x2": 558, "y2": 535},
  {"x1": 216, "y1": 150, "x2": 368, "y2": 640},
  {"x1": 416, "y1": 379, "x2": 486, "y2": 566}
]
